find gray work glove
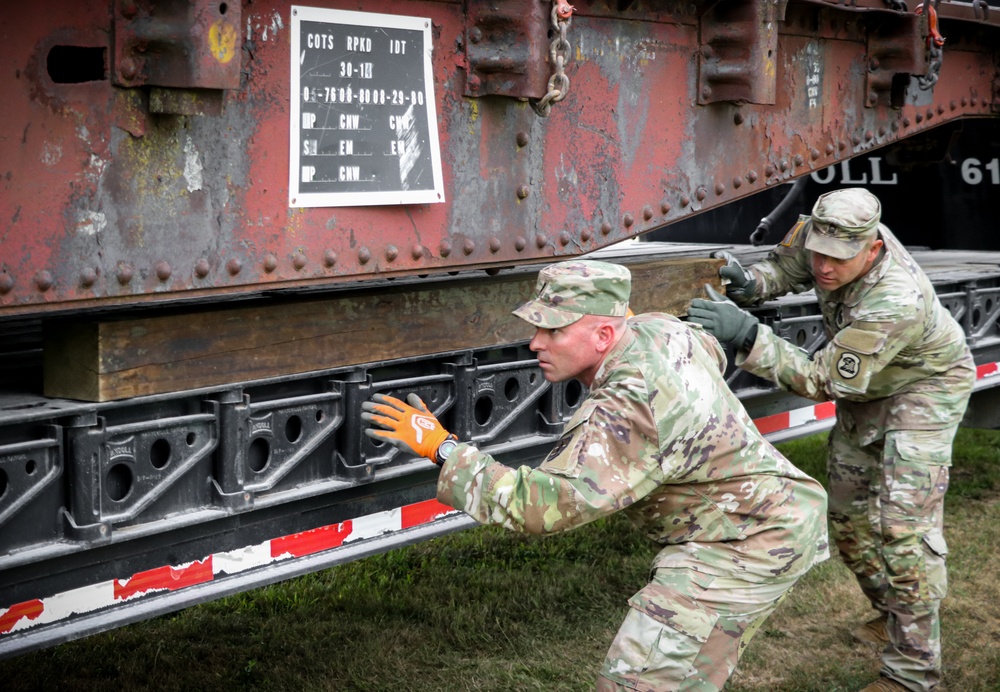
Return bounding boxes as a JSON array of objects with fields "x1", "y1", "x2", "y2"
[
  {"x1": 688, "y1": 285, "x2": 760, "y2": 351},
  {"x1": 713, "y1": 251, "x2": 758, "y2": 305}
]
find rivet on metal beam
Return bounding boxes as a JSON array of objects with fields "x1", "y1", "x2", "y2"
[
  {"x1": 559, "y1": 231, "x2": 571, "y2": 246},
  {"x1": 517, "y1": 185, "x2": 529, "y2": 199},
  {"x1": 488, "y1": 237, "x2": 501, "y2": 253},
  {"x1": 810, "y1": 148, "x2": 820, "y2": 161},
  {"x1": 195, "y1": 259, "x2": 210, "y2": 278},
  {"x1": 514, "y1": 236, "x2": 527, "y2": 251},
  {"x1": 926, "y1": 108, "x2": 934, "y2": 120},
  {"x1": 264, "y1": 255, "x2": 278, "y2": 272},
  {"x1": 358, "y1": 247, "x2": 372, "y2": 264},
  {"x1": 779, "y1": 160, "x2": 788, "y2": 172},
  {"x1": 385, "y1": 245, "x2": 399, "y2": 262},
  {"x1": 581, "y1": 228, "x2": 593, "y2": 242},
  {"x1": 35, "y1": 271, "x2": 53, "y2": 292},
  {"x1": 747, "y1": 170, "x2": 758, "y2": 183},
  {"x1": 463, "y1": 239, "x2": 475, "y2": 255},
  {"x1": 292, "y1": 253, "x2": 307, "y2": 270},
  {"x1": 324, "y1": 250, "x2": 337, "y2": 267},
  {"x1": 535, "y1": 234, "x2": 548, "y2": 248},
  {"x1": 680, "y1": 196, "x2": 690, "y2": 207},
  {"x1": 765, "y1": 165, "x2": 776, "y2": 177},
  {"x1": 838, "y1": 139, "x2": 847, "y2": 151},
  {"x1": 695, "y1": 188, "x2": 707, "y2": 201},
  {"x1": 600, "y1": 222, "x2": 612, "y2": 235},
  {"x1": 227, "y1": 259, "x2": 242, "y2": 275},
  {"x1": 915, "y1": 112, "x2": 923, "y2": 124},
  {"x1": 642, "y1": 205, "x2": 654, "y2": 220},
  {"x1": 971, "y1": 97, "x2": 978, "y2": 106},
  {"x1": 661, "y1": 201, "x2": 672, "y2": 214},
  {"x1": 865, "y1": 130, "x2": 874, "y2": 141},
  {"x1": 117, "y1": 265, "x2": 133, "y2": 285},
  {"x1": 877, "y1": 126, "x2": 886, "y2": 138},
  {"x1": 733, "y1": 177, "x2": 742, "y2": 189},
  {"x1": 0, "y1": 274, "x2": 13, "y2": 294},
  {"x1": 890, "y1": 120, "x2": 899, "y2": 132},
  {"x1": 516, "y1": 132, "x2": 529, "y2": 147},
  {"x1": 411, "y1": 245, "x2": 425, "y2": 260},
  {"x1": 155, "y1": 262, "x2": 172, "y2": 281},
  {"x1": 80, "y1": 268, "x2": 97, "y2": 288},
  {"x1": 962, "y1": 97, "x2": 968, "y2": 106},
  {"x1": 734, "y1": 112, "x2": 744, "y2": 126},
  {"x1": 950, "y1": 100, "x2": 957, "y2": 111},
  {"x1": 623, "y1": 213, "x2": 634, "y2": 227},
  {"x1": 714, "y1": 183, "x2": 724, "y2": 196},
  {"x1": 825, "y1": 144, "x2": 835, "y2": 155},
  {"x1": 902, "y1": 116, "x2": 911, "y2": 127},
  {"x1": 851, "y1": 134, "x2": 862, "y2": 145},
  {"x1": 937, "y1": 104, "x2": 945, "y2": 115},
  {"x1": 440, "y1": 240, "x2": 453, "y2": 258}
]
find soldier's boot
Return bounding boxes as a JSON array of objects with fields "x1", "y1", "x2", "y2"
[
  {"x1": 858, "y1": 676, "x2": 911, "y2": 692},
  {"x1": 851, "y1": 613, "x2": 889, "y2": 646}
]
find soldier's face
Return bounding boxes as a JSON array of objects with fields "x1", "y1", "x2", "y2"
[
  {"x1": 810, "y1": 238, "x2": 883, "y2": 291},
  {"x1": 529, "y1": 316, "x2": 606, "y2": 385}
]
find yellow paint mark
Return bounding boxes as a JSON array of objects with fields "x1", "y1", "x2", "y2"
[
  {"x1": 468, "y1": 100, "x2": 479, "y2": 136},
  {"x1": 209, "y1": 21, "x2": 238, "y2": 64}
]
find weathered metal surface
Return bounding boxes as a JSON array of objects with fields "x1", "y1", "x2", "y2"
[
  {"x1": 698, "y1": 0, "x2": 785, "y2": 105},
  {"x1": 464, "y1": 0, "x2": 550, "y2": 98},
  {"x1": 112, "y1": 0, "x2": 242, "y2": 89},
  {"x1": 1, "y1": 0, "x2": 999, "y2": 316}
]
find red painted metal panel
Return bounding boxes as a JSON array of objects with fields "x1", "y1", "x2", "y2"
[{"x1": 0, "y1": 0, "x2": 997, "y2": 315}]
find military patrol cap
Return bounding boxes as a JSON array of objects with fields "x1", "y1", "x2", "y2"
[
  {"x1": 804, "y1": 188, "x2": 882, "y2": 260},
  {"x1": 513, "y1": 260, "x2": 631, "y2": 328}
]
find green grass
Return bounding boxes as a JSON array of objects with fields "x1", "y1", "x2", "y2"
[{"x1": 3, "y1": 429, "x2": 1000, "y2": 691}]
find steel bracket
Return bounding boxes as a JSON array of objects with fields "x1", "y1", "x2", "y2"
[
  {"x1": 113, "y1": 0, "x2": 241, "y2": 113},
  {"x1": 464, "y1": 0, "x2": 550, "y2": 99},
  {"x1": 698, "y1": 0, "x2": 787, "y2": 105},
  {"x1": 864, "y1": 12, "x2": 926, "y2": 108}
]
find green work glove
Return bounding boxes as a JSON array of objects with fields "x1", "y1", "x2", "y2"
[
  {"x1": 688, "y1": 285, "x2": 760, "y2": 351},
  {"x1": 713, "y1": 251, "x2": 758, "y2": 305}
]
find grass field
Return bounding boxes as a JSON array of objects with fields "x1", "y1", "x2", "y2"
[{"x1": 3, "y1": 429, "x2": 1000, "y2": 691}]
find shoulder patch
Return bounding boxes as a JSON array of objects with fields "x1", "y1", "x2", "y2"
[
  {"x1": 779, "y1": 216, "x2": 808, "y2": 248},
  {"x1": 829, "y1": 326, "x2": 887, "y2": 395}
]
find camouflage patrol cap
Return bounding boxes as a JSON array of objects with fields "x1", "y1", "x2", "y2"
[
  {"x1": 804, "y1": 188, "x2": 882, "y2": 260},
  {"x1": 513, "y1": 260, "x2": 631, "y2": 328}
]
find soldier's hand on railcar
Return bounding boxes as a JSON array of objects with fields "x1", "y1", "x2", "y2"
[
  {"x1": 688, "y1": 285, "x2": 760, "y2": 351},
  {"x1": 362, "y1": 393, "x2": 458, "y2": 464},
  {"x1": 713, "y1": 250, "x2": 758, "y2": 304}
]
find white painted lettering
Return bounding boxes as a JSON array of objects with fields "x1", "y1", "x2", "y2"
[
  {"x1": 339, "y1": 140, "x2": 354, "y2": 155},
  {"x1": 339, "y1": 113, "x2": 360, "y2": 130},
  {"x1": 869, "y1": 157, "x2": 898, "y2": 184},
  {"x1": 390, "y1": 39, "x2": 406, "y2": 55},
  {"x1": 307, "y1": 33, "x2": 334, "y2": 50},
  {"x1": 302, "y1": 166, "x2": 316, "y2": 183},
  {"x1": 346, "y1": 36, "x2": 372, "y2": 52},
  {"x1": 339, "y1": 166, "x2": 360, "y2": 181},
  {"x1": 840, "y1": 160, "x2": 868, "y2": 184},
  {"x1": 302, "y1": 112, "x2": 316, "y2": 129}
]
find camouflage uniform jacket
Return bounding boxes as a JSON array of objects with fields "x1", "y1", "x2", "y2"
[
  {"x1": 738, "y1": 218, "x2": 974, "y2": 447},
  {"x1": 437, "y1": 314, "x2": 829, "y2": 582}
]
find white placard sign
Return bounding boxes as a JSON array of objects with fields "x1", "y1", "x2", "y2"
[{"x1": 289, "y1": 7, "x2": 445, "y2": 207}]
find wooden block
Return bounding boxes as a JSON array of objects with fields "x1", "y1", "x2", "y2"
[{"x1": 43, "y1": 257, "x2": 723, "y2": 402}]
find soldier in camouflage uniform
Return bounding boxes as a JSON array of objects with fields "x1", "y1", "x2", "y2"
[
  {"x1": 689, "y1": 188, "x2": 975, "y2": 692},
  {"x1": 363, "y1": 259, "x2": 830, "y2": 690}
]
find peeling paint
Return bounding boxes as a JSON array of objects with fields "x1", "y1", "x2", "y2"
[
  {"x1": 40, "y1": 142, "x2": 61, "y2": 166},
  {"x1": 183, "y1": 136, "x2": 204, "y2": 192},
  {"x1": 248, "y1": 11, "x2": 285, "y2": 42},
  {"x1": 75, "y1": 210, "x2": 107, "y2": 236}
]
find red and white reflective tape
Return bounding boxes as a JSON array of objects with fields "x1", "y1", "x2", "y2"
[
  {"x1": 5, "y1": 361, "x2": 1000, "y2": 639},
  {"x1": 0, "y1": 498, "x2": 457, "y2": 636}
]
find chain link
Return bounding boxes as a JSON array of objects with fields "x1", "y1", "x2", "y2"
[
  {"x1": 915, "y1": 2, "x2": 945, "y2": 91},
  {"x1": 532, "y1": 3, "x2": 573, "y2": 117}
]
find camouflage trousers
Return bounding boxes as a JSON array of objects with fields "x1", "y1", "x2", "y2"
[
  {"x1": 828, "y1": 422, "x2": 954, "y2": 692},
  {"x1": 596, "y1": 567, "x2": 797, "y2": 691}
]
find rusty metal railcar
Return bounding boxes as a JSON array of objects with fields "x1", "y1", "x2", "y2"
[{"x1": 1, "y1": 0, "x2": 1000, "y2": 657}]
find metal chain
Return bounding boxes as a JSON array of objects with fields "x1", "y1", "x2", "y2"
[
  {"x1": 532, "y1": 2, "x2": 573, "y2": 117},
  {"x1": 915, "y1": 1, "x2": 945, "y2": 91}
]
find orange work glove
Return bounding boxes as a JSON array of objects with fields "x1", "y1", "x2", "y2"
[{"x1": 361, "y1": 393, "x2": 455, "y2": 462}]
